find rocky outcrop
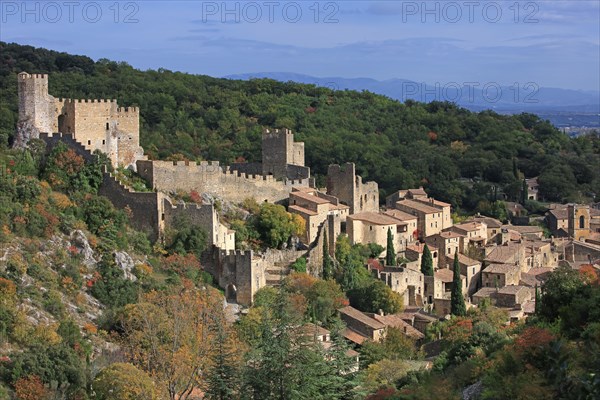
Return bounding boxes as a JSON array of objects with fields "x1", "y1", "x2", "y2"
[
  {"x1": 114, "y1": 251, "x2": 137, "y2": 281},
  {"x1": 13, "y1": 117, "x2": 39, "y2": 148},
  {"x1": 70, "y1": 230, "x2": 96, "y2": 267}
]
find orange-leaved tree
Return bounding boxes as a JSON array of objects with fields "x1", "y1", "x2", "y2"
[{"x1": 121, "y1": 285, "x2": 223, "y2": 400}]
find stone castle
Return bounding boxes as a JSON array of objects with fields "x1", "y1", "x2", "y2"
[
  {"x1": 16, "y1": 72, "x2": 145, "y2": 168},
  {"x1": 15, "y1": 72, "x2": 379, "y2": 305}
]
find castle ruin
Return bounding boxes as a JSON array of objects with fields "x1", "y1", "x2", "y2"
[{"x1": 16, "y1": 72, "x2": 145, "y2": 169}]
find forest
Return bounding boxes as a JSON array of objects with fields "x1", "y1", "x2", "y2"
[{"x1": 1, "y1": 41, "x2": 599, "y2": 213}]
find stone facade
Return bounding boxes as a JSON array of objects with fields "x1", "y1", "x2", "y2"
[
  {"x1": 17, "y1": 72, "x2": 144, "y2": 168},
  {"x1": 136, "y1": 159, "x2": 312, "y2": 204},
  {"x1": 261, "y1": 128, "x2": 309, "y2": 179},
  {"x1": 395, "y1": 198, "x2": 452, "y2": 239},
  {"x1": 327, "y1": 163, "x2": 379, "y2": 214}
]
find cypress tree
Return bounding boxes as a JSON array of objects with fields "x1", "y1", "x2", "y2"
[
  {"x1": 386, "y1": 227, "x2": 395, "y2": 266},
  {"x1": 420, "y1": 244, "x2": 434, "y2": 276},
  {"x1": 450, "y1": 253, "x2": 467, "y2": 316},
  {"x1": 204, "y1": 314, "x2": 240, "y2": 400},
  {"x1": 521, "y1": 179, "x2": 528, "y2": 204}
]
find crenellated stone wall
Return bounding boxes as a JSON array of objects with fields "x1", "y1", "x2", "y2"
[
  {"x1": 136, "y1": 159, "x2": 313, "y2": 204},
  {"x1": 327, "y1": 163, "x2": 379, "y2": 214}
]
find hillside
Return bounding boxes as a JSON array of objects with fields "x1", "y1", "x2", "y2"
[{"x1": 1, "y1": 42, "x2": 599, "y2": 212}]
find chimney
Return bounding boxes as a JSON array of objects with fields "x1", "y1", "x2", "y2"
[{"x1": 378, "y1": 309, "x2": 384, "y2": 316}]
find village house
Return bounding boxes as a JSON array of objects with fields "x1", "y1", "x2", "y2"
[
  {"x1": 383, "y1": 209, "x2": 419, "y2": 249},
  {"x1": 449, "y1": 221, "x2": 488, "y2": 247},
  {"x1": 339, "y1": 306, "x2": 386, "y2": 345},
  {"x1": 481, "y1": 263, "x2": 521, "y2": 287},
  {"x1": 469, "y1": 216, "x2": 503, "y2": 242},
  {"x1": 367, "y1": 313, "x2": 425, "y2": 344},
  {"x1": 385, "y1": 187, "x2": 428, "y2": 208},
  {"x1": 397, "y1": 307, "x2": 440, "y2": 334},
  {"x1": 525, "y1": 177, "x2": 540, "y2": 201},
  {"x1": 395, "y1": 197, "x2": 452, "y2": 239},
  {"x1": 405, "y1": 242, "x2": 439, "y2": 268},
  {"x1": 367, "y1": 261, "x2": 424, "y2": 307},
  {"x1": 455, "y1": 253, "x2": 482, "y2": 296},
  {"x1": 346, "y1": 212, "x2": 406, "y2": 258},
  {"x1": 424, "y1": 231, "x2": 463, "y2": 268},
  {"x1": 288, "y1": 188, "x2": 349, "y2": 244},
  {"x1": 495, "y1": 285, "x2": 533, "y2": 308},
  {"x1": 294, "y1": 323, "x2": 360, "y2": 373}
]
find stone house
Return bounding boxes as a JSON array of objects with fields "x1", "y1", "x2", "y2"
[
  {"x1": 395, "y1": 198, "x2": 452, "y2": 239},
  {"x1": 449, "y1": 221, "x2": 488, "y2": 247},
  {"x1": 546, "y1": 207, "x2": 569, "y2": 237},
  {"x1": 405, "y1": 242, "x2": 439, "y2": 268},
  {"x1": 495, "y1": 285, "x2": 533, "y2": 308},
  {"x1": 383, "y1": 209, "x2": 419, "y2": 250},
  {"x1": 385, "y1": 187, "x2": 428, "y2": 208},
  {"x1": 526, "y1": 177, "x2": 539, "y2": 201},
  {"x1": 455, "y1": 253, "x2": 482, "y2": 296},
  {"x1": 339, "y1": 306, "x2": 386, "y2": 345},
  {"x1": 347, "y1": 212, "x2": 409, "y2": 258},
  {"x1": 367, "y1": 263, "x2": 425, "y2": 307},
  {"x1": 481, "y1": 263, "x2": 521, "y2": 287},
  {"x1": 469, "y1": 216, "x2": 503, "y2": 242},
  {"x1": 424, "y1": 231, "x2": 463, "y2": 268},
  {"x1": 368, "y1": 313, "x2": 425, "y2": 344},
  {"x1": 288, "y1": 188, "x2": 349, "y2": 244}
]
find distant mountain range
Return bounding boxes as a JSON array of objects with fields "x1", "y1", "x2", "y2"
[{"x1": 224, "y1": 72, "x2": 600, "y2": 127}]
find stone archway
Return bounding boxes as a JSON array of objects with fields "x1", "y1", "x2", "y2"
[{"x1": 225, "y1": 284, "x2": 237, "y2": 302}]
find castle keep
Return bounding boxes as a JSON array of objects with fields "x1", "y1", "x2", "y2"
[{"x1": 17, "y1": 72, "x2": 145, "y2": 168}]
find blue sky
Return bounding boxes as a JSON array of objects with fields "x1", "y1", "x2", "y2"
[{"x1": 1, "y1": 0, "x2": 599, "y2": 90}]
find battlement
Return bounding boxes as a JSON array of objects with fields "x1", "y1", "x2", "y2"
[
  {"x1": 117, "y1": 106, "x2": 139, "y2": 114},
  {"x1": 60, "y1": 98, "x2": 119, "y2": 104},
  {"x1": 263, "y1": 127, "x2": 293, "y2": 137},
  {"x1": 220, "y1": 249, "x2": 253, "y2": 257},
  {"x1": 18, "y1": 72, "x2": 48, "y2": 80}
]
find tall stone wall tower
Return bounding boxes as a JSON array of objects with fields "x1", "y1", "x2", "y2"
[
  {"x1": 568, "y1": 204, "x2": 591, "y2": 241},
  {"x1": 16, "y1": 72, "x2": 59, "y2": 143},
  {"x1": 327, "y1": 162, "x2": 379, "y2": 214},
  {"x1": 16, "y1": 72, "x2": 144, "y2": 169},
  {"x1": 262, "y1": 128, "x2": 306, "y2": 179}
]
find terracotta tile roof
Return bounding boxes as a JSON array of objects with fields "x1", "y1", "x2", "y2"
[
  {"x1": 485, "y1": 243, "x2": 522, "y2": 264},
  {"x1": 339, "y1": 306, "x2": 386, "y2": 330},
  {"x1": 384, "y1": 209, "x2": 417, "y2": 222},
  {"x1": 415, "y1": 198, "x2": 450, "y2": 207},
  {"x1": 453, "y1": 222, "x2": 483, "y2": 232},
  {"x1": 396, "y1": 199, "x2": 440, "y2": 214},
  {"x1": 348, "y1": 212, "x2": 400, "y2": 226},
  {"x1": 288, "y1": 204, "x2": 318, "y2": 216},
  {"x1": 328, "y1": 203, "x2": 350, "y2": 211},
  {"x1": 342, "y1": 328, "x2": 367, "y2": 345},
  {"x1": 497, "y1": 285, "x2": 530, "y2": 295},
  {"x1": 406, "y1": 243, "x2": 437, "y2": 254},
  {"x1": 290, "y1": 190, "x2": 330, "y2": 204},
  {"x1": 437, "y1": 231, "x2": 463, "y2": 239},
  {"x1": 408, "y1": 188, "x2": 427, "y2": 196},
  {"x1": 367, "y1": 258, "x2": 383, "y2": 272},
  {"x1": 548, "y1": 208, "x2": 568, "y2": 220},
  {"x1": 502, "y1": 225, "x2": 543, "y2": 234},
  {"x1": 483, "y1": 263, "x2": 520, "y2": 274},
  {"x1": 470, "y1": 216, "x2": 502, "y2": 228},
  {"x1": 435, "y1": 268, "x2": 455, "y2": 283},
  {"x1": 371, "y1": 314, "x2": 425, "y2": 340},
  {"x1": 473, "y1": 287, "x2": 497, "y2": 298},
  {"x1": 457, "y1": 253, "x2": 480, "y2": 266},
  {"x1": 296, "y1": 323, "x2": 330, "y2": 339}
]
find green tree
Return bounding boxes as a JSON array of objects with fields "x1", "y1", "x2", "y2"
[
  {"x1": 450, "y1": 253, "x2": 466, "y2": 316},
  {"x1": 420, "y1": 244, "x2": 434, "y2": 276},
  {"x1": 348, "y1": 279, "x2": 403, "y2": 315},
  {"x1": 93, "y1": 363, "x2": 157, "y2": 400},
  {"x1": 386, "y1": 227, "x2": 395, "y2": 266},
  {"x1": 254, "y1": 203, "x2": 300, "y2": 249},
  {"x1": 204, "y1": 313, "x2": 241, "y2": 400},
  {"x1": 521, "y1": 178, "x2": 528, "y2": 204}
]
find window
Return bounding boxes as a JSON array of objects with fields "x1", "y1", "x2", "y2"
[
  {"x1": 87, "y1": 140, "x2": 91, "y2": 145},
  {"x1": 580, "y1": 215, "x2": 585, "y2": 229},
  {"x1": 102, "y1": 140, "x2": 106, "y2": 145},
  {"x1": 106, "y1": 122, "x2": 109, "y2": 130}
]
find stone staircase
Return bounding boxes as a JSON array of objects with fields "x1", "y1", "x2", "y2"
[{"x1": 265, "y1": 261, "x2": 293, "y2": 286}]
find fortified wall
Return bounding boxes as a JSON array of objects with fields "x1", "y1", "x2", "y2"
[
  {"x1": 17, "y1": 72, "x2": 144, "y2": 168},
  {"x1": 136, "y1": 159, "x2": 313, "y2": 204},
  {"x1": 327, "y1": 163, "x2": 379, "y2": 214}
]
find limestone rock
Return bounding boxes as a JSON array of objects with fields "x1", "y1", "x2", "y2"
[
  {"x1": 114, "y1": 251, "x2": 137, "y2": 281},
  {"x1": 463, "y1": 380, "x2": 483, "y2": 400},
  {"x1": 13, "y1": 117, "x2": 39, "y2": 148},
  {"x1": 70, "y1": 230, "x2": 96, "y2": 267}
]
